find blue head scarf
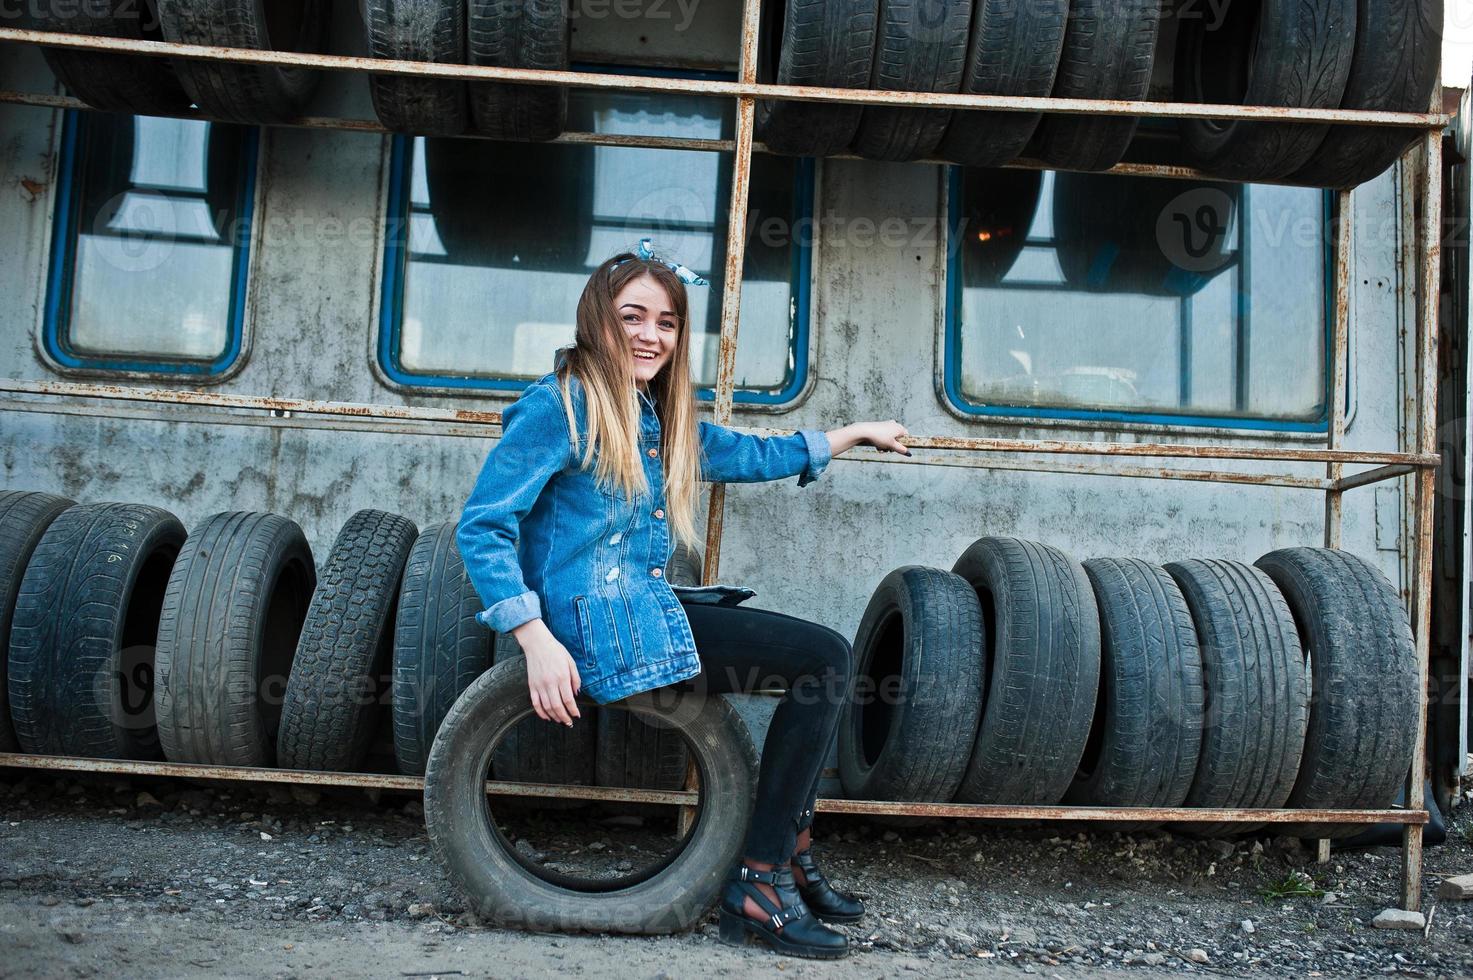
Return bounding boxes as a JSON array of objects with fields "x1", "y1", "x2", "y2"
[{"x1": 617, "y1": 237, "x2": 709, "y2": 287}]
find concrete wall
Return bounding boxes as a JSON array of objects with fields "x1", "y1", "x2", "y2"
[{"x1": 0, "y1": 0, "x2": 1416, "y2": 655}]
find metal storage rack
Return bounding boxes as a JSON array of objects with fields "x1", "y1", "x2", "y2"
[{"x1": 0, "y1": 0, "x2": 1452, "y2": 912}]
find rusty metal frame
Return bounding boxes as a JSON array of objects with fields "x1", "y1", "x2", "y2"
[{"x1": 0, "y1": 2, "x2": 1449, "y2": 913}]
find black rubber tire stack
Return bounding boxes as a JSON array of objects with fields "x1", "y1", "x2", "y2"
[
  {"x1": 392, "y1": 521, "x2": 494, "y2": 776},
  {"x1": 1255, "y1": 548, "x2": 1420, "y2": 837},
  {"x1": 154, "y1": 512, "x2": 316, "y2": 767},
  {"x1": 277, "y1": 510, "x2": 419, "y2": 772},
  {"x1": 951, "y1": 537, "x2": 1101, "y2": 805},
  {"x1": 33, "y1": 0, "x2": 193, "y2": 114},
  {"x1": 936, "y1": 0, "x2": 1068, "y2": 168},
  {"x1": 1031, "y1": 0, "x2": 1164, "y2": 172},
  {"x1": 756, "y1": 0, "x2": 880, "y2": 157},
  {"x1": 851, "y1": 0, "x2": 973, "y2": 161},
  {"x1": 467, "y1": 0, "x2": 569, "y2": 141},
  {"x1": 424, "y1": 657, "x2": 758, "y2": 933},
  {"x1": 364, "y1": 0, "x2": 470, "y2": 136},
  {"x1": 9, "y1": 503, "x2": 184, "y2": 760},
  {"x1": 1065, "y1": 558, "x2": 1204, "y2": 828},
  {"x1": 0, "y1": 492, "x2": 75, "y2": 752},
  {"x1": 157, "y1": 0, "x2": 332, "y2": 123},
  {"x1": 1173, "y1": 0, "x2": 1358, "y2": 181},
  {"x1": 1164, "y1": 559, "x2": 1309, "y2": 835},
  {"x1": 837, "y1": 565, "x2": 985, "y2": 806}
]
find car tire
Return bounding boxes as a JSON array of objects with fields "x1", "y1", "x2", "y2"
[
  {"x1": 33, "y1": 0, "x2": 192, "y2": 115},
  {"x1": 935, "y1": 0, "x2": 1068, "y2": 168},
  {"x1": 363, "y1": 0, "x2": 470, "y2": 136},
  {"x1": 755, "y1": 0, "x2": 879, "y2": 157},
  {"x1": 1065, "y1": 558, "x2": 1204, "y2": 827},
  {"x1": 1174, "y1": 0, "x2": 1358, "y2": 181},
  {"x1": 277, "y1": 510, "x2": 419, "y2": 772},
  {"x1": 467, "y1": 0, "x2": 568, "y2": 141},
  {"x1": 1031, "y1": 0, "x2": 1163, "y2": 172},
  {"x1": 9, "y1": 502, "x2": 184, "y2": 759},
  {"x1": 851, "y1": 0, "x2": 973, "y2": 162},
  {"x1": 154, "y1": 512, "x2": 316, "y2": 766},
  {"x1": 392, "y1": 521, "x2": 494, "y2": 776},
  {"x1": 424, "y1": 656, "x2": 758, "y2": 933},
  {"x1": 838, "y1": 565, "x2": 985, "y2": 805},
  {"x1": 157, "y1": 0, "x2": 332, "y2": 123},
  {"x1": 1287, "y1": 0, "x2": 1443, "y2": 187},
  {"x1": 951, "y1": 537, "x2": 1101, "y2": 805},
  {"x1": 1255, "y1": 548, "x2": 1419, "y2": 837},
  {"x1": 0, "y1": 491, "x2": 75, "y2": 752},
  {"x1": 1165, "y1": 559, "x2": 1309, "y2": 835}
]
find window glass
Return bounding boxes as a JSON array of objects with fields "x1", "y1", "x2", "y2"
[
  {"x1": 949, "y1": 168, "x2": 1328, "y2": 427},
  {"x1": 383, "y1": 89, "x2": 811, "y2": 398},
  {"x1": 47, "y1": 112, "x2": 256, "y2": 373}
]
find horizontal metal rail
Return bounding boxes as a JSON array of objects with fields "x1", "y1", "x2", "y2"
[
  {"x1": 0, "y1": 89, "x2": 1390, "y2": 187},
  {"x1": 0, "y1": 379, "x2": 1438, "y2": 471},
  {"x1": 0, "y1": 754, "x2": 1427, "y2": 824},
  {"x1": 0, "y1": 28, "x2": 1451, "y2": 129}
]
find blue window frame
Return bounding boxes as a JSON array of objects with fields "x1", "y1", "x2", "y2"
[
  {"x1": 378, "y1": 68, "x2": 815, "y2": 405},
  {"x1": 44, "y1": 111, "x2": 258, "y2": 377},
  {"x1": 944, "y1": 166, "x2": 1333, "y2": 431}
]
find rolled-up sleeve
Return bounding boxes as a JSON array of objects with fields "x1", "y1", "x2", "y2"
[
  {"x1": 456, "y1": 383, "x2": 571, "y2": 633},
  {"x1": 698, "y1": 421, "x2": 832, "y2": 487}
]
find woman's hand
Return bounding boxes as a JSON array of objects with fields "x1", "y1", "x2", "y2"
[
  {"x1": 511, "y1": 619, "x2": 582, "y2": 726},
  {"x1": 823, "y1": 420, "x2": 912, "y2": 458}
]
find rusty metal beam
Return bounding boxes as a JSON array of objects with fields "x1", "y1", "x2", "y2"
[
  {"x1": 0, "y1": 377, "x2": 505, "y2": 426},
  {"x1": 702, "y1": 0, "x2": 763, "y2": 587},
  {"x1": 0, "y1": 29, "x2": 1450, "y2": 128},
  {"x1": 838, "y1": 448, "x2": 1335, "y2": 490},
  {"x1": 0, "y1": 754, "x2": 1427, "y2": 824},
  {"x1": 0, "y1": 379, "x2": 1437, "y2": 470},
  {"x1": 1334, "y1": 464, "x2": 1418, "y2": 492},
  {"x1": 2, "y1": 89, "x2": 1380, "y2": 185}
]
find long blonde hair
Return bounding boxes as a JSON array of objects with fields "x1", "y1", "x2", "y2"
[{"x1": 553, "y1": 251, "x2": 703, "y2": 553}]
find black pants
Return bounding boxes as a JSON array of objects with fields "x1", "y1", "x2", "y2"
[{"x1": 678, "y1": 598, "x2": 854, "y2": 865}]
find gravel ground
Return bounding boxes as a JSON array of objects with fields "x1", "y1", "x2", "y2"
[{"x1": 1, "y1": 770, "x2": 1472, "y2": 978}]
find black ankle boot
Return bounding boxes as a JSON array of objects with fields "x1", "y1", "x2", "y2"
[
  {"x1": 792, "y1": 849, "x2": 865, "y2": 924},
  {"x1": 718, "y1": 862, "x2": 848, "y2": 959}
]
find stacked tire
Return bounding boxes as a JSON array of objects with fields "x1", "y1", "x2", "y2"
[
  {"x1": 752, "y1": 0, "x2": 1437, "y2": 187},
  {"x1": 0, "y1": 490, "x2": 712, "y2": 804},
  {"x1": 838, "y1": 536, "x2": 1420, "y2": 837}
]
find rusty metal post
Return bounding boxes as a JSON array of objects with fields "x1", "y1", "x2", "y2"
[
  {"x1": 701, "y1": 0, "x2": 763, "y2": 586},
  {"x1": 1316, "y1": 188, "x2": 1354, "y2": 866},
  {"x1": 1402, "y1": 125, "x2": 1442, "y2": 913},
  {"x1": 1324, "y1": 189, "x2": 1353, "y2": 548}
]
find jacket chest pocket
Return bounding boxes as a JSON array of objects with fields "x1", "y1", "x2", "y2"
[{"x1": 572, "y1": 595, "x2": 598, "y2": 672}]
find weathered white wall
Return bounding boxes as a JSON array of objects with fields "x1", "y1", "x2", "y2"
[{"x1": 0, "y1": 0, "x2": 1414, "y2": 655}]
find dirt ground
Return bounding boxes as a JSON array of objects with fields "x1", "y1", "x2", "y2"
[{"x1": 1, "y1": 770, "x2": 1472, "y2": 979}]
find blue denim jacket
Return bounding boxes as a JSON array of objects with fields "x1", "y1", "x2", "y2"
[{"x1": 455, "y1": 368, "x2": 832, "y2": 704}]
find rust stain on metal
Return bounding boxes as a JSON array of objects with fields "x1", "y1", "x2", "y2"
[
  {"x1": 1402, "y1": 127, "x2": 1443, "y2": 913},
  {"x1": 1334, "y1": 464, "x2": 1416, "y2": 492},
  {"x1": 0, "y1": 378, "x2": 503, "y2": 427},
  {"x1": 1324, "y1": 188, "x2": 1353, "y2": 548},
  {"x1": 0, "y1": 29, "x2": 1450, "y2": 128},
  {"x1": 0, "y1": 754, "x2": 1430, "y2": 824}
]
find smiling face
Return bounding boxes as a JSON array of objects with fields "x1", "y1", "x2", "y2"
[{"x1": 614, "y1": 273, "x2": 679, "y2": 389}]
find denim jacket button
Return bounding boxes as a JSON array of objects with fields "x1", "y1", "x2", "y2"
[
  {"x1": 653, "y1": 508, "x2": 665, "y2": 519},
  {"x1": 651, "y1": 567, "x2": 662, "y2": 578},
  {"x1": 646, "y1": 447, "x2": 658, "y2": 458}
]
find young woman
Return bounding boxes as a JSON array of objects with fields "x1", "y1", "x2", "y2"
[{"x1": 455, "y1": 242, "x2": 911, "y2": 960}]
